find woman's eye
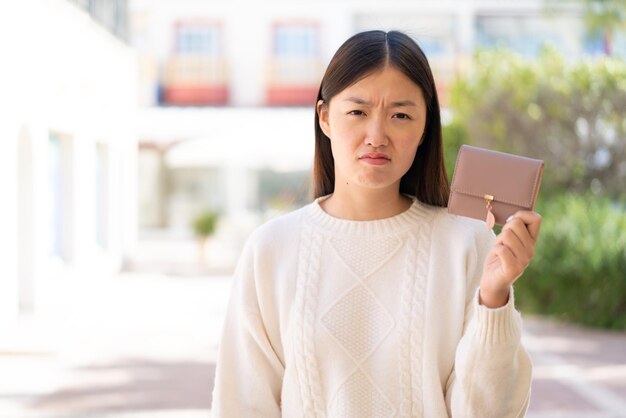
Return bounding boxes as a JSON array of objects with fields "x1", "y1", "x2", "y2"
[
  {"x1": 348, "y1": 110, "x2": 365, "y2": 116},
  {"x1": 393, "y1": 113, "x2": 411, "y2": 120}
]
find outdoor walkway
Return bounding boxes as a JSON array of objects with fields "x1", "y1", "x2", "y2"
[{"x1": 1, "y1": 269, "x2": 625, "y2": 417}]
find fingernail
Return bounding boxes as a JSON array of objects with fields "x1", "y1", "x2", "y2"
[{"x1": 506, "y1": 215, "x2": 515, "y2": 223}]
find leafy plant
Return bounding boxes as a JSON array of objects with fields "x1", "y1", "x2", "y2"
[
  {"x1": 192, "y1": 210, "x2": 219, "y2": 263},
  {"x1": 442, "y1": 119, "x2": 470, "y2": 182},
  {"x1": 449, "y1": 48, "x2": 626, "y2": 199},
  {"x1": 515, "y1": 193, "x2": 626, "y2": 329},
  {"x1": 581, "y1": 0, "x2": 626, "y2": 56},
  {"x1": 193, "y1": 210, "x2": 219, "y2": 238}
]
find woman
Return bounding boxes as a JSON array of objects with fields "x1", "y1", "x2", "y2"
[{"x1": 211, "y1": 30, "x2": 541, "y2": 417}]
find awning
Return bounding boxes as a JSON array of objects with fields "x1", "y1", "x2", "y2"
[{"x1": 136, "y1": 106, "x2": 315, "y2": 172}]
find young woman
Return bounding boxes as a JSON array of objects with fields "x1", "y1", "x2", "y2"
[{"x1": 211, "y1": 30, "x2": 541, "y2": 417}]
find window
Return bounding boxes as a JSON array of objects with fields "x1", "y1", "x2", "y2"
[
  {"x1": 274, "y1": 25, "x2": 318, "y2": 57},
  {"x1": 266, "y1": 22, "x2": 321, "y2": 105},
  {"x1": 176, "y1": 24, "x2": 221, "y2": 55},
  {"x1": 163, "y1": 21, "x2": 228, "y2": 105},
  {"x1": 475, "y1": 14, "x2": 583, "y2": 57}
]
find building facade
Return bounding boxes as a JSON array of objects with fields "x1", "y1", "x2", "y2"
[
  {"x1": 0, "y1": 0, "x2": 137, "y2": 324},
  {"x1": 130, "y1": 0, "x2": 620, "y2": 108},
  {"x1": 130, "y1": 0, "x2": 617, "y2": 247}
]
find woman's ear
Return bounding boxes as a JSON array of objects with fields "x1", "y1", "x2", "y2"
[{"x1": 317, "y1": 99, "x2": 331, "y2": 139}]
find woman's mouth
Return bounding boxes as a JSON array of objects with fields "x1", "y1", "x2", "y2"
[{"x1": 359, "y1": 152, "x2": 391, "y2": 165}]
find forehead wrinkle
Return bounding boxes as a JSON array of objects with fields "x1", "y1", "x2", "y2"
[
  {"x1": 343, "y1": 96, "x2": 370, "y2": 105},
  {"x1": 341, "y1": 96, "x2": 419, "y2": 108}
]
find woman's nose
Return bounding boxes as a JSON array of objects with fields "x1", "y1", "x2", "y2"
[{"x1": 365, "y1": 117, "x2": 388, "y2": 148}]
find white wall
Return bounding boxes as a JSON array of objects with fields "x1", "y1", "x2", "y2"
[
  {"x1": 0, "y1": 0, "x2": 46, "y2": 324},
  {"x1": 0, "y1": 0, "x2": 138, "y2": 323}
]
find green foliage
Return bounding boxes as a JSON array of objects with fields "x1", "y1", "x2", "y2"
[
  {"x1": 515, "y1": 193, "x2": 626, "y2": 329},
  {"x1": 449, "y1": 49, "x2": 626, "y2": 328},
  {"x1": 582, "y1": 0, "x2": 626, "y2": 56},
  {"x1": 449, "y1": 48, "x2": 626, "y2": 199},
  {"x1": 584, "y1": 0, "x2": 626, "y2": 32},
  {"x1": 192, "y1": 210, "x2": 219, "y2": 238},
  {"x1": 442, "y1": 119, "x2": 470, "y2": 182}
]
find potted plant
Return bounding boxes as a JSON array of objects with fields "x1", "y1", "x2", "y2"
[{"x1": 192, "y1": 210, "x2": 219, "y2": 264}]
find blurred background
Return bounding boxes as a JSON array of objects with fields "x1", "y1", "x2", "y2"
[{"x1": 0, "y1": 0, "x2": 624, "y2": 417}]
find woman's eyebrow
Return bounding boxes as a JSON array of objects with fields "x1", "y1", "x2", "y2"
[
  {"x1": 342, "y1": 97, "x2": 418, "y2": 107},
  {"x1": 343, "y1": 96, "x2": 370, "y2": 105},
  {"x1": 390, "y1": 100, "x2": 418, "y2": 107}
]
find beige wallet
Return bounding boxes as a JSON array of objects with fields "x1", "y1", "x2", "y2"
[{"x1": 448, "y1": 145, "x2": 544, "y2": 228}]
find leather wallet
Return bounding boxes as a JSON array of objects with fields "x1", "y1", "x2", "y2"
[{"x1": 448, "y1": 145, "x2": 544, "y2": 228}]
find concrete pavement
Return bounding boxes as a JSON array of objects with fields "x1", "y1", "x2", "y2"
[
  {"x1": 0, "y1": 269, "x2": 229, "y2": 418},
  {"x1": 524, "y1": 317, "x2": 626, "y2": 418},
  {"x1": 1, "y1": 268, "x2": 625, "y2": 417}
]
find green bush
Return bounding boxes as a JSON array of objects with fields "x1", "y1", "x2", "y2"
[
  {"x1": 446, "y1": 43, "x2": 626, "y2": 328},
  {"x1": 442, "y1": 119, "x2": 469, "y2": 182},
  {"x1": 192, "y1": 211, "x2": 219, "y2": 238},
  {"x1": 516, "y1": 193, "x2": 626, "y2": 329},
  {"x1": 449, "y1": 48, "x2": 626, "y2": 198}
]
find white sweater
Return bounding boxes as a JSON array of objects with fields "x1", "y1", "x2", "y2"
[{"x1": 211, "y1": 196, "x2": 532, "y2": 418}]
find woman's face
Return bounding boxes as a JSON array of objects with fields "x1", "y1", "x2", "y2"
[{"x1": 317, "y1": 65, "x2": 427, "y2": 194}]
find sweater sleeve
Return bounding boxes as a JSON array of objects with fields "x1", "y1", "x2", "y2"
[
  {"x1": 445, "y1": 230, "x2": 532, "y2": 418},
  {"x1": 211, "y1": 237, "x2": 284, "y2": 418}
]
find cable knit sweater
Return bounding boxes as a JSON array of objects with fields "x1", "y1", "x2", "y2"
[{"x1": 211, "y1": 196, "x2": 532, "y2": 418}]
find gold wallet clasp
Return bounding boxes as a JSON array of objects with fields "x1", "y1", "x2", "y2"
[{"x1": 484, "y1": 194, "x2": 495, "y2": 229}]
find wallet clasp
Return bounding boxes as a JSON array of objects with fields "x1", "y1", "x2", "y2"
[{"x1": 484, "y1": 194, "x2": 495, "y2": 229}]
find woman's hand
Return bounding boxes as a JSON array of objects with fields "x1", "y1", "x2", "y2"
[{"x1": 479, "y1": 210, "x2": 542, "y2": 308}]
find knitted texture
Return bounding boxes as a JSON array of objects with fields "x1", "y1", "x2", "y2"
[
  {"x1": 294, "y1": 225, "x2": 326, "y2": 417},
  {"x1": 321, "y1": 285, "x2": 394, "y2": 362},
  {"x1": 321, "y1": 235, "x2": 401, "y2": 417},
  {"x1": 399, "y1": 232, "x2": 427, "y2": 417},
  {"x1": 296, "y1": 199, "x2": 434, "y2": 416},
  {"x1": 329, "y1": 371, "x2": 395, "y2": 417},
  {"x1": 211, "y1": 196, "x2": 532, "y2": 418},
  {"x1": 330, "y1": 235, "x2": 402, "y2": 279}
]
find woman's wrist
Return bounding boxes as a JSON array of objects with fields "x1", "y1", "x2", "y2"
[{"x1": 478, "y1": 285, "x2": 510, "y2": 309}]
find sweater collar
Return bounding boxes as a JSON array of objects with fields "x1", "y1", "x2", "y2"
[{"x1": 307, "y1": 194, "x2": 434, "y2": 236}]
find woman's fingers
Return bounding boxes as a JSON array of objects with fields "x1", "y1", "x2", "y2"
[
  {"x1": 500, "y1": 216, "x2": 534, "y2": 256},
  {"x1": 492, "y1": 244, "x2": 525, "y2": 281},
  {"x1": 482, "y1": 210, "x2": 543, "y2": 291},
  {"x1": 496, "y1": 227, "x2": 531, "y2": 267},
  {"x1": 493, "y1": 211, "x2": 543, "y2": 280},
  {"x1": 507, "y1": 210, "x2": 542, "y2": 242}
]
